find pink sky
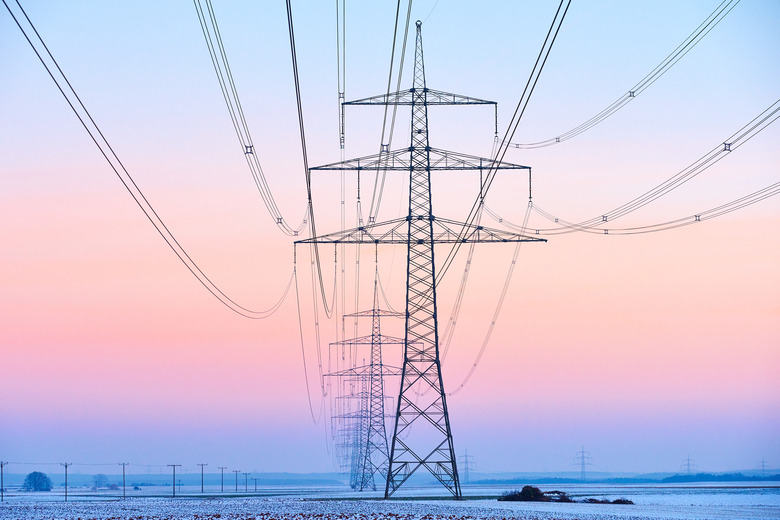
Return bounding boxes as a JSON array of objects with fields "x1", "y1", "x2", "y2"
[{"x1": 1, "y1": 0, "x2": 778, "y2": 475}]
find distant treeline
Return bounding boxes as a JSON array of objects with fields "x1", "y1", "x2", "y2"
[
  {"x1": 661, "y1": 473, "x2": 780, "y2": 483},
  {"x1": 474, "y1": 477, "x2": 656, "y2": 485},
  {"x1": 474, "y1": 473, "x2": 780, "y2": 486},
  {"x1": 0, "y1": 473, "x2": 345, "y2": 488}
]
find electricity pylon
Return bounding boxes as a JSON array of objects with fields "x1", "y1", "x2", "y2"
[
  {"x1": 299, "y1": 20, "x2": 545, "y2": 498},
  {"x1": 758, "y1": 456, "x2": 768, "y2": 477},
  {"x1": 349, "y1": 375, "x2": 369, "y2": 489},
  {"x1": 575, "y1": 445, "x2": 593, "y2": 480},
  {"x1": 459, "y1": 449, "x2": 476, "y2": 484},
  {"x1": 326, "y1": 275, "x2": 404, "y2": 490},
  {"x1": 681, "y1": 455, "x2": 696, "y2": 475},
  {"x1": 357, "y1": 277, "x2": 400, "y2": 491}
]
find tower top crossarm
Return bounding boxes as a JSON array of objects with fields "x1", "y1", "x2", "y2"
[
  {"x1": 339, "y1": 19, "x2": 499, "y2": 140},
  {"x1": 345, "y1": 308, "x2": 404, "y2": 318},
  {"x1": 345, "y1": 88, "x2": 496, "y2": 107}
]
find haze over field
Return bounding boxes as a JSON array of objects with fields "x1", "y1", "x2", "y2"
[{"x1": 1, "y1": 0, "x2": 778, "y2": 477}]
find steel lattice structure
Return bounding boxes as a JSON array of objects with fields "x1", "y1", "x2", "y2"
[
  {"x1": 325, "y1": 278, "x2": 404, "y2": 490},
  {"x1": 299, "y1": 21, "x2": 545, "y2": 498}
]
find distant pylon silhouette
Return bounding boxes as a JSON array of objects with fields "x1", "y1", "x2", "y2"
[
  {"x1": 326, "y1": 273, "x2": 404, "y2": 490},
  {"x1": 574, "y1": 445, "x2": 592, "y2": 480},
  {"x1": 359, "y1": 276, "x2": 395, "y2": 490}
]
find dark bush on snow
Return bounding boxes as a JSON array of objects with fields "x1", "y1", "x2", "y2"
[
  {"x1": 498, "y1": 485, "x2": 633, "y2": 505},
  {"x1": 546, "y1": 490, "x2": 574, "y2": 502},
  {"x1": 499, "y1": 485, "x2": 549, "y2": 502},
  {"x1": 584, "y1": 497, "x2": 634, "y2": 504}
]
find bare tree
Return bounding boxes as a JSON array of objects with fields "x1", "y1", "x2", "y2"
[{"x1": 93, "y1": 474, "x2": 109, "y2": 489}]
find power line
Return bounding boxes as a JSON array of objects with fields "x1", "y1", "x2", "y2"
[
  {"x1": 509, "y1": 0, "x2": 742, "y2": 149},
  {"x1": 440, "y1": 170, "x2": 520, "y2": 369},
  {"x1": 193, "y1": 0, "x2": 308, "y2": 237},
  {"x1": 485, "y1": 181, "x2": 780, "y2": 236},
  {"x1": 436, "y1": 0, "x2": 571, "y2": 286},
  {"x1": 334, "y1": 0, "x2": 349, "y2": 368},
  {"x1": 366, "y1": 0, "x2": 413, "y2": 223},
  {"x1": 537, "y1": 182, "x2": 780, "y2": 235},
  {"x1": 493, "y1": 99, "x2": 780, "y2": 235},
  {"x1": 3, "y1": 0, "x2": 294, "y2": 320},
  {"x1": 294, "y1": 247, "x2": 325, "y2": 425},
  {"x1": 436, "y1": 0, "x2": 572, "y2": 397},
  {"x1": 447, "y1": 202, "x2": 533, "y2": 396},
  {"x1": 285, "y1": 0, "x2": 334, "y2": 320},
  {"x1": 390, "y1": 3, "x2": 563, "y2": 384},
  {"x1": 422, "y1": 0, "x2": 441, "y2": 24},
  {"x1": 333, "y1": 3, "x2": 414, "y2": 445},
  {"x1": 335, "y1": 0, "x2": 346, "y2": 149}
]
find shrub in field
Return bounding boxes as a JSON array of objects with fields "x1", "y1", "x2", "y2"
[
  {"x1": 499, "y1": 485, "x2": 549, "y2": 501},
  {"x1": 584, "y1": 497, "x2": 635, "y2": 504},
  {"x1": 546, "y1": 490, "x2": 574, "y2": 502}
]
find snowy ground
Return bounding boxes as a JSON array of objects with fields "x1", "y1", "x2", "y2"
[{"x1": 1, "y1": 483, "x2": 778, "y2": 520}]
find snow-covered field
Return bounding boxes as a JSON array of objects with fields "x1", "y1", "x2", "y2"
[{"x1": 1, "y1": 483, "x2": 778, "y2": 520}]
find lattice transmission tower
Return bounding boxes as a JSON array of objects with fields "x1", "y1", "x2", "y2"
[
  {"x1": 299, "y1": 21, "x2": 545, "y2": 498},
  {"x1": 326, "y1": 274, "x2": 404, "y2": 490},
  {"x1": 575, "y1": 445, "x2": 593, "y2": 481},
  {"x1": 681, "y1": 455, "x2": 697, "y2": 475},
  {"x1": 459, "y1": 449, "x2": 476, "y2": 484}
]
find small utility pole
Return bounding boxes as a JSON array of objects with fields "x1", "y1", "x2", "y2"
[
  {"x1": 218, "y1": 467, "x2": 227, "y2": 492},
  {"x1": 119, "y1": 463, "x2": 129, "y2": 500},
  {"x1": 233, "y1": 470, "x2": 240, "y2": 492},
  {"x1": 1, "y1": 461, "x2": 8, "y2": 502},
  {"x1": 61, "y1": 463, "x2": 72, "y2": 502},
  {"x1": 197, "y1": 463, "x2": 207, "y2": 493},
  {"x1": 168, "y1": 464, "x2": 181, "y2": 497},
  {"x1": 243, "y1": 473, "x2": 249, "y2": 492},
  {"x1": 252, "y1": 477, "x2": 258, "y2": 493}
]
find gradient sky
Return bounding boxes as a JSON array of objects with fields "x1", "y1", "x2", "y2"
[{"x1": 1, "y1": 1, "x2": 778, "y2": 478}]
